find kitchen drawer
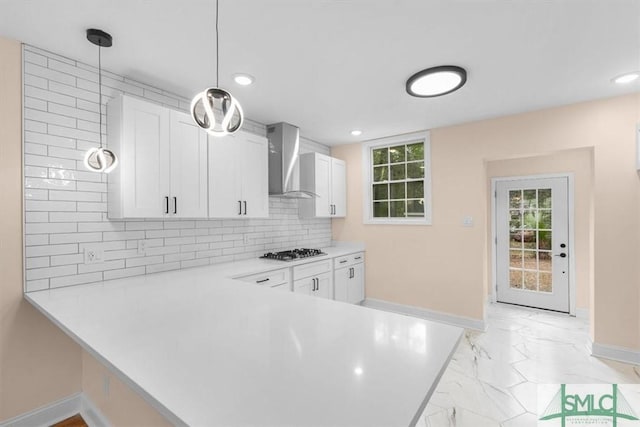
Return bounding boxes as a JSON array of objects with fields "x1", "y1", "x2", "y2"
[
  {"x1": 293, "y1": 259, "x2": 332, "y2": 280},
  {"x1": 236, "y1": 268, "x2": 290, "y2": 287},
  {"x1": 334, "y1": 252, "x2": 365, "y2": 269}
]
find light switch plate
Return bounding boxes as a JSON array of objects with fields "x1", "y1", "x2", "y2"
[{"x1": 463, "y1": 215, "x2": 474, "y2": 227}]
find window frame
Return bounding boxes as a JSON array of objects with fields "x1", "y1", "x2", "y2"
[{"x1": 361, "y1": 131, "x2": 432, "y2": 225}]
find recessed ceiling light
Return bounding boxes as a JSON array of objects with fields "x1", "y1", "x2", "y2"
[
  {"x1": 612, "y1": 72, "x2": 639, "y2": 84},
  {"x1": 233, "y1": 73, "x2": 254, "y2": 86},
  {"x1": 406, "y1": 65, "x2": 467, "y2": 97},
  {"x1": 351, "y1": 130, "x2": 362, "y2": 136}
]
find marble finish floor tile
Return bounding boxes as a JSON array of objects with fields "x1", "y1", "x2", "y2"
[{"x1": 420, "y1": 303, "x2": 640, "y2": 427}]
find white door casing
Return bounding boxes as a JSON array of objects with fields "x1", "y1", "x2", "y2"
[{"x1": 495, "y1": 176, "x2": 572, "y2": 313}]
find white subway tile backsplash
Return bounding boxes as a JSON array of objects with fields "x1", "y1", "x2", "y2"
[
  {"x1": 50, "y1": 272, "x2": 103, "y2": 289},
  {"x1": 50, "y1": 253, "x2": 84, "y2": 266},
  {"x1": 22, "y1": 45, "x2": 331, "y2": 291},
  {"x1": 49, "y1": 232, "x2": 102, "y2": 244}
]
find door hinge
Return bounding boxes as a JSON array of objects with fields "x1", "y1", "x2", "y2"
[{"x1": 494, "y1": 191, "x2": 497, "y2": 198}]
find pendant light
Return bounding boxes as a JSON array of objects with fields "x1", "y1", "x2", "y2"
[
  {"x1": 190, "y1": 0, "x2": 244, "y2": 136},
  {"x1": 84, "y1": 28, "x2": 118, "y2": 173}
]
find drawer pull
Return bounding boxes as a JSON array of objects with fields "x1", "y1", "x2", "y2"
[
  {"x1": 256, "y1": 278, "x2": 270, "y2": 284},
  {"x1": 354, "y1": 256, "x2": 362, "y2": 260},
  {"x1": 339, "y1": 260, "x2": 348, "y2": 264}
]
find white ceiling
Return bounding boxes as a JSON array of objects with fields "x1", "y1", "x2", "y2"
[{"x1": 1, "y1": 0, "x2": 639, "y2": 145}]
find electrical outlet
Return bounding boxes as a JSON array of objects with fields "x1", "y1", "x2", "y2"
[
  {"x1": 463, "y1": 215, "x2": 474, "y2": 227},
  {"x1": 84, "y1": 245, "x2": 104, "y2": 264},
  {"x1": 138, "y1": 239, "x2": 147, "y2": 256}
]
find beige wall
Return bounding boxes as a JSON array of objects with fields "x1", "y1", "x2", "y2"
[
  {"x1": 82, "y1": 351, "x2": 171, "y2": 426},
  {"x1": 485, "y1": 148, "x2": 594, "y2": 310},
  {"x1": 332, "y1": 93, "x2": 640, "y2": 350},
  {"x1": 0, "y1": 37, "x2": 83, "y2": 421}
]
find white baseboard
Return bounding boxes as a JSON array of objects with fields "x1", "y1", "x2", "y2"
[
  {"x1": 575, "y1": 307, "x2": 589, "y2": 320},
  {"x1": 590, "y1": 339, "x2": 640, "y2": 365},
  {"x1": 0, "y1": 393, "x2": 109, "y2": 427},
  {"x1": 363, "y1": 298, "x2": 486, "y2": 331}
]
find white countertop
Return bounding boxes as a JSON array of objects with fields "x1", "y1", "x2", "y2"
[{"x1": 25, "y1": 244, "x2": 463, "y2": 427}]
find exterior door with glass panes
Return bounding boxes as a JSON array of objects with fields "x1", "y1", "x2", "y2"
[{"x1": 495, "y1": 177, "x2": 569, "y2": 312}]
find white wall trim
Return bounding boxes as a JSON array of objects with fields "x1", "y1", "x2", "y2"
[
  {"x1": 363, "y1": 298, "x2": 486, "y2": 331},
  {"x1": 0, "y1": 392, "x2": 109, "y2": 427},
  {"x1": 590, "y1": 339, "x2": 640, "y2": 365},
  {"x1": 490, "y1": 173, "x2": 577, "y2": 316}
]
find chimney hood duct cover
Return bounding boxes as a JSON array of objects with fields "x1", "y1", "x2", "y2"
[{"x1": 267, "y1": 123, "x2": 318, "y2": 199}]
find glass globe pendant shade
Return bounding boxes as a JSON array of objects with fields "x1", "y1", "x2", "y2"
[
  {"x1": 84, "y1": 147, "x2": 118, "y2": 173},
  {"x1": 191, "y1": 87, "x2": 244, "y2": 137}
]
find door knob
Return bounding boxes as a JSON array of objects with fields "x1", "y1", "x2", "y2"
[
  {"x1": 554, "y1": 253, "x2": 567, "y2": 258},
  {"x1": 560, "y1": 243, "x2": 566, "y2": 248}
]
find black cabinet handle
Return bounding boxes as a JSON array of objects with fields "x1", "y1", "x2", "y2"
[
  {"x1": 339, "y1": 260, "x2": 347, "y2": 264},
  {"x1": 243, "y1": 201, "x2": 247, "y2": 215},
  {"x1": 173, "y1": 197, "x2": 177, "y2": 214},
  {"x1": 354, "y1": 256, "x2": 362, "y2": 260},
  {"x1": 164, "y1": 196, "x2": 169, "y2": 214},
  {"x1": 256, "y1": 278, "x2": 270, "y2": 284},
  {"x1": 238, "y1": 200, "x2": 242, "y2": 215}
]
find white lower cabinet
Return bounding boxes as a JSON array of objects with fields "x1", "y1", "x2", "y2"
[
  {"x1": 292, "y1": 259, "x2": 333, "y2": 299},
  {"x1": 334, "y1": 252, "x2": 365, "y2": 304}
]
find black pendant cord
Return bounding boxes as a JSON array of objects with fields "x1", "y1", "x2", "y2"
[
  {"x1": 98, "y1": 42, "x2": 103, "y2": 149},
  {"x1": 216, "y1": 0, "x2": 219, "y2": 88}
]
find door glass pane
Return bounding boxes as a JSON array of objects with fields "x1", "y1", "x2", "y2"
[
  {"x1": 524, "y1": 271, "x2": 538, "y2": 291},
  {"x1": 538, "y1": 230, "x2": 551, "y2": 250},
  {"x1": 509, "y1": 190, "x2": 522, "y2": 208},
  {"x1": 510, "y1": 231, "x2": 523, "y2": 249},
  {"x1": 538, "y1": 188, "x2": 552, "y2": 208},
  {"x1": 509, "y1": 269, "x2": 522, "y2": 289},
  {"x1": 510, "y1": 250, "x2": 522, "y2": 269},
  {"x1": 539, "y1": 211, "x2": 552, "y2": 229},
  {"x1": 538, "y1": 251, "x2": 552, "y2": 271},
  {"x1": 523, "y1": 250, "x2": 536, "y2": 270},
  {"x1": 509, "y1": 210, "x2": 522, "y2": 229},
  {"x1": 523, "y1": 190, "x2": 537, "y2": 208}
]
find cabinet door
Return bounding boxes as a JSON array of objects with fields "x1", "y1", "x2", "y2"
[
  {"x1": 208, "y1": 133, "x2": 243, "y2": 218},
  {"x1": 333, "y1": 267, "x2": 349, "y2": 302},
  {"x1": 169, "y1": 111, "x2": 208, "y2": 218},
  {"x1": 347, "y1": 263, "x2": 365, "y2": 304},
  {"x1": 315, "y1": 272, "x2": 332, "y2": 299},
  {"x1": 331, "y1": 158, "x2": 347, "y2": 217},
  {"x1": 293, "y1": 278, "x2": 313, "y2": 296},
  {"x1": 314, "y1": 154, "x2": 332, "y2": 217},
  {"x1": 121, "y1": 96, "x2": 170, "y2": 217},
  {"x1": 241, "y1": 133, "x2": 269, "y2": 218}
]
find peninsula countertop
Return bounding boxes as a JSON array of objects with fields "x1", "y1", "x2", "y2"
[{"x1": 25, "y1": 245, "x2": 463, "y2": 426}]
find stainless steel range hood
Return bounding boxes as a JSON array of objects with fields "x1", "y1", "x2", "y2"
[{"x1": 267, "y1": 122, "x2": 317, "y2": 199}]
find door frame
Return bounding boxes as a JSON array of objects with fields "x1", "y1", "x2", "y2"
[{"x1": 490, "y1": 173, "x2": 576, "y2": 315}]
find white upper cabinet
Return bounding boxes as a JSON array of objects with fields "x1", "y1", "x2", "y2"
[
  {"x1": 298, "y1": 153, "x2": 347, "y2": 218},
  {"x1": 169, "y1": 110, "x2": 208, "y2": 218},
  {"x1": 208, "y1": 130, "x2": 269, "y2": 218},
  {"x1": 107, "y1": 95, "x2": 208, "y2": 219}
]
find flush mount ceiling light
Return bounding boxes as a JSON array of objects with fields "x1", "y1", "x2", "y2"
[
  {"x1": 406, "y1": 65, "x2": 467, "y2": 98},
  {"x1": 612, "y1": 72, "x2": 639, "y2": 84},
  {"x1": 84, "y1": 29, "x2": 118, "y2": 173},
  {"x1": 233, "y1": 73, "x2": 254, "y2": 86},
  {"x1": 191, "y1": 0, "x2": 243, "y2": 137},
  {"x1": 350, "y1": 130, "x2": 362, "y2": 136}
]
